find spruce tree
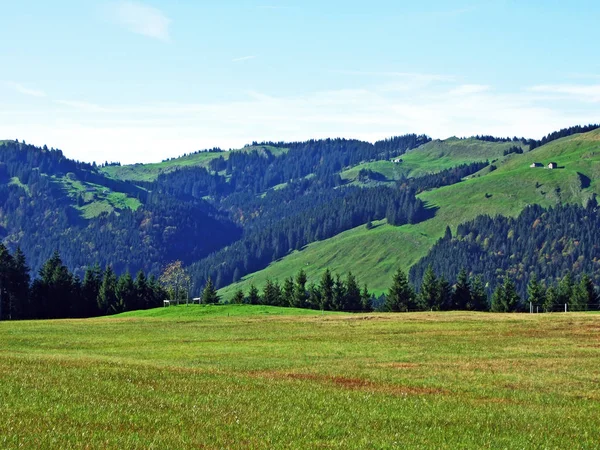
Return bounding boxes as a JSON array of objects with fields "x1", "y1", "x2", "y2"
[
  {"x1": 283, "y1": 277, "x2": 295, "y2": 307},
  {"x1": 573, "y1": 274, "x2": 597, "y2": 311},
  {"x1": 201, "y1": 277, "x2": 220, "y2": 304},
  {"x1": 452, "y1": 268, "x2": 470, "y2": 310},
  {"x1": 526, "y1": 274, "x2": 546, "y2": 308},
  {"x1": 438, "y1": 276, "x2": 453, "y2": 311},
  {"x1": 419, "y1": 265, "x2": 438, "y2": 310},
  {"x1": 81, "y1": 265, "x2": 103, "y2": 317},
  {"x1": 231, "y1": 289, "x2": 245, "y2": 305},
  {"x1": 248, "y1": 284, "x2": 261, "y2": 305},
  {"x1": 469, "y1": 275, "x2": 488, "y2": 311},
  {"x1": 98, "y1": 266, "x2": 118, "y2": 315},
  {"x1": 361, "y1": 283, "x2": 373, "y2": 312},
  {"x1": 345, "y1": 272, "x2": 362, "y2": 312},
  {"x1": 10, "y1": 247, "x2": 30, "y2": 320},
  {"x1": 134, "y1": 270, "x2": 148, "y2": 311},
  {"x1": 115, "y1": 272, "x2": 136, "y2": 313},
  {"x1": 320, "y1": 269, "x2": 334, "y2": 311},
  {"x1": 293, "y1": 269, "x2": 308, "y2": 308},
  {"x1": 386, "y1": 267, "x2": 415, "y2": 312},
  {"x1": 332, "y1": 274, "x2": 347, "y2": 311}
]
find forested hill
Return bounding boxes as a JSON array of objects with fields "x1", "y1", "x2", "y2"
[
  {"x1": 1, "y1": 124, "x2": 599, "y2": 306},
  {"x1": 0, "y1": 140, "x2": 239, "y2": 276},
  {"x1": 410, "y1": 201, "x2": 600, "y2": 299}
]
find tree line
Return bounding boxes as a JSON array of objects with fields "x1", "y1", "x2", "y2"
[
  {"x1": 0, "y1": 246, "x2": 167, "y2": 320},
  {"x1": 218, "y1": 265, "x2": 599, "y2": 314}
]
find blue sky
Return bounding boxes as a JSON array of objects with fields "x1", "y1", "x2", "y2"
[{"x1": 1, "y1": 0, "x2": 599, "y2": 163}]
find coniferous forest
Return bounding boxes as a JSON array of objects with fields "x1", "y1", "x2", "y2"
[{"x1": 1, "y1": 124, "x2": 600, "y2": 319}]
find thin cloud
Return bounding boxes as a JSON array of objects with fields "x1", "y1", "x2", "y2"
[
  {"x1": 56, "y1": 100, "x2": 111, "y2": 113},
  {"x1": 448, "y1": 84, "x2": 491, "y2": 96},
  {"x1": 531, "y1": 84, "x2": 600, "y2": 102},
  {"x1": 111, "y1": 1, "x2": 171, "y2": 41},
  {"x1": 232, "y1": 55, "x2": 257, "y2": 62},
  {"x1": 7, "y1": 82, "x2": 46, "y2": 98}
]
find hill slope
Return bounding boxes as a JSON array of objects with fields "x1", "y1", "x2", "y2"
[{"x1": 220, "y1": 129, "x2": 600, "y2": 298}]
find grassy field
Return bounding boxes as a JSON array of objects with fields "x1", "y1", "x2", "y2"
[
  {"x1": 221, "y1": 131, "x2": 600, "y2": 299},
  {"x1": 1, "y1": 305, "x2": 600, "y2": 448}
]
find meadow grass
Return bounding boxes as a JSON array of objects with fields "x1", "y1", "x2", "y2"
[{"x1": 1, "y1": 306, "x2": 600, "y2": 448}]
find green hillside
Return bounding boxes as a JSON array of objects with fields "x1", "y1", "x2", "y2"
[
  {"x1": 220, "y1": 130, "x2": 600, "y2": 299},
  {"x1": 341, "y1": 137, "x2": 525, "y2": 182},
  {"x1": 101, "y1": 145, "x2": 288, "y2": 182}
]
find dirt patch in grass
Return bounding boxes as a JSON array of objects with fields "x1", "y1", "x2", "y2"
[{"x1": 250, "y1": 370, "x2": 447, "y2": 396}]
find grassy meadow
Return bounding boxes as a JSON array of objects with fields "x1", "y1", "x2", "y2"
[{"x1": 2, "y1": 305, "x2": 600, "y2": 448}]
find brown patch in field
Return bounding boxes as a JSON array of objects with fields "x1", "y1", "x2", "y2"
[
  {"x1": 249, "y1": 370, "x2": 447, "y2": 396},
  {"x1": 376, "y1": 362, "x2": 420, "y2": 369}
]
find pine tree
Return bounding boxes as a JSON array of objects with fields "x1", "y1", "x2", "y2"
[
  {"x1": 492, "y1": 274, "x2": 520, "y2": 312},
  {"x1": 248, "y1": 284, "x2": 260, "y2": 305},
  {"x1": 115, "y1": 272, "x2": 136, "y2": 313},
  {"x1": 573, "y1": 274, "x2": 597, "y2": 311},
  {"x1": 134, "y1": 270, "x2": 148, "y2": 311},
  {"x1": 361, "y1": 283, "x2": 372, "y2": 312},
  {"x1": 201, "y1": 277, "x2": 220, "y2": 304},
  {"x1": 10, "y1": 247, "x2": 30, "y2": 320},
  {"x1": 262, "y1": 279, "x2": 282, "y2": 306},
  {"x1": 438, "y1": 276, "x2": 453, "y2": 311},
  {"x1": 231, "y1": 289, "x2": 245, "y2": 305},
  {"x1": 98, "y1": 266, "x2": 118, "y2": 315},
  {"x1": 345, "y1": 272, "x2": 362, "y2": 312},
  {"x1": 81, "y1": 265, "x2": 102, "y2": 317},
  {"x1": 386, "y1": 267, "x2": 415, "y2": 312},
  {"x1": 452, "y1": 268, "x2": 470, "y2": 310},
  {"x1": 526, "y1": 274, "x2": 545, "y2": 308},
  {"x1": 283, "y1": 277, "x2": 295, "y2": 307},
  {"x1": 0, "y1": 244, "x2": 15, "y2": 320},
  {"x1": 292, "y1": 269, "x2": 308, "y2": 308},
  {"x1": 469, "y1": 275, "x2": 488, "y2": 311},
  {"x1": 557, "y1": 272, "x2": 575, "y2": 308},
  {"x1": 419, "y1": 265, "x2": 438, "y2": 310},
  {"x1": 320, "y1": 269, "x2": 334, "y2": 311},
  {"x1": 332, "y1": 274, "x2": 347, "y2": 311}
]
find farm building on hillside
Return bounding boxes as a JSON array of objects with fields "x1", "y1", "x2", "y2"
[
  {"x1": 392, "y1": 158, "x2": 403, "y2": 164},
  {"x1": 548, "y1": 162, "x2": 558, "y2": 169},
  {"x1": 530, "y1": 162, "x2": 543, "y2": 168}
]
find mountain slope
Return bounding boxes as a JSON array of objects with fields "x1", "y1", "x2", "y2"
[{"x1": 219, "y1": 129, "x2": 600, "y2": 298}]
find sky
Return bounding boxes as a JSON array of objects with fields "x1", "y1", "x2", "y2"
[{"x1": 1, "y1": 0, "x2": 599, "y2": 164}]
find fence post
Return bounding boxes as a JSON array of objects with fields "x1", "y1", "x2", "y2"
[{"x1": 565, "y1": 303, "x2": 567, "y2": 313}]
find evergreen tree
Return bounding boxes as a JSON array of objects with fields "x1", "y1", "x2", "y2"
[
  {"x1": 419, "y1": 265, "x2": 439, "y2": 310},
  {"x1": 262, "y1": 279, "x2": 282, "y2": 306},
  {"x1": 557, "y1": 272, "x2": 575, "y2": 308},
  {"x1": 80, "y1": 264, "x2": 102, "y2": 317},
  {"x1": 231, "y1": 289, "x2": 245, "y2": 304},
  {"x1": 133, "y1": 270, "x2": 148, "y2": 311},
  {"x1": 361, "y1": 283, "x2": 373, "y2": 312},
  {"x1": 248, "y1": 284, "x2": 260, "y2": 305},
  {"x1": 0, "y1": 244, "x2": 15, "y2": 320},
  {"x1": 115, "y1": 272, "x2": 136, "y2": 313},
  {"x1": 386, "y1": 268, "x2": 415, "y2": 312},
  {"x1": 573, "y1": 274, "x2": 597, "y2": 311},
  {"x1": 292, "y1": 269, "x2": 308, "y2": 308},
  {"x1": 345, "y1": 272, "x2": 362, "y2": 312},
  {"x1": 526, "y1": 274, "x2": 545, "y2": 308},
  {"x1": 332, "y1": 274, "x2": 347, "y2": 311},
  {"x1": 543, "y1": 285, "x2": 559, "y2": 312},
  {"x1": 98, "y1": 266, "x2": 118, "y2": 315},
  {"x1": 491, "y1": 274, "x2": 520, "y2": 312},
  {"x1": 468, "y1": 275, "x2": 488, "y2": 311},
  {"x1": 9, "y1": 247, "x2": 30, "y2": 320},
  {"x1": 319, "y1": 269, "x2": 334, "y2": 310},
  {"x1": 283, "y1": 277, "x2": 295, "y2": 307},
  {"x1": 438, "y1": 276, "x2": 453, "y2": 311},
  {"x1": 452, "y1": 268, "x2": 471, "y2": 310},
  {"x1": 201, "y1": 277, "x2": 220, "y2": 304}
]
